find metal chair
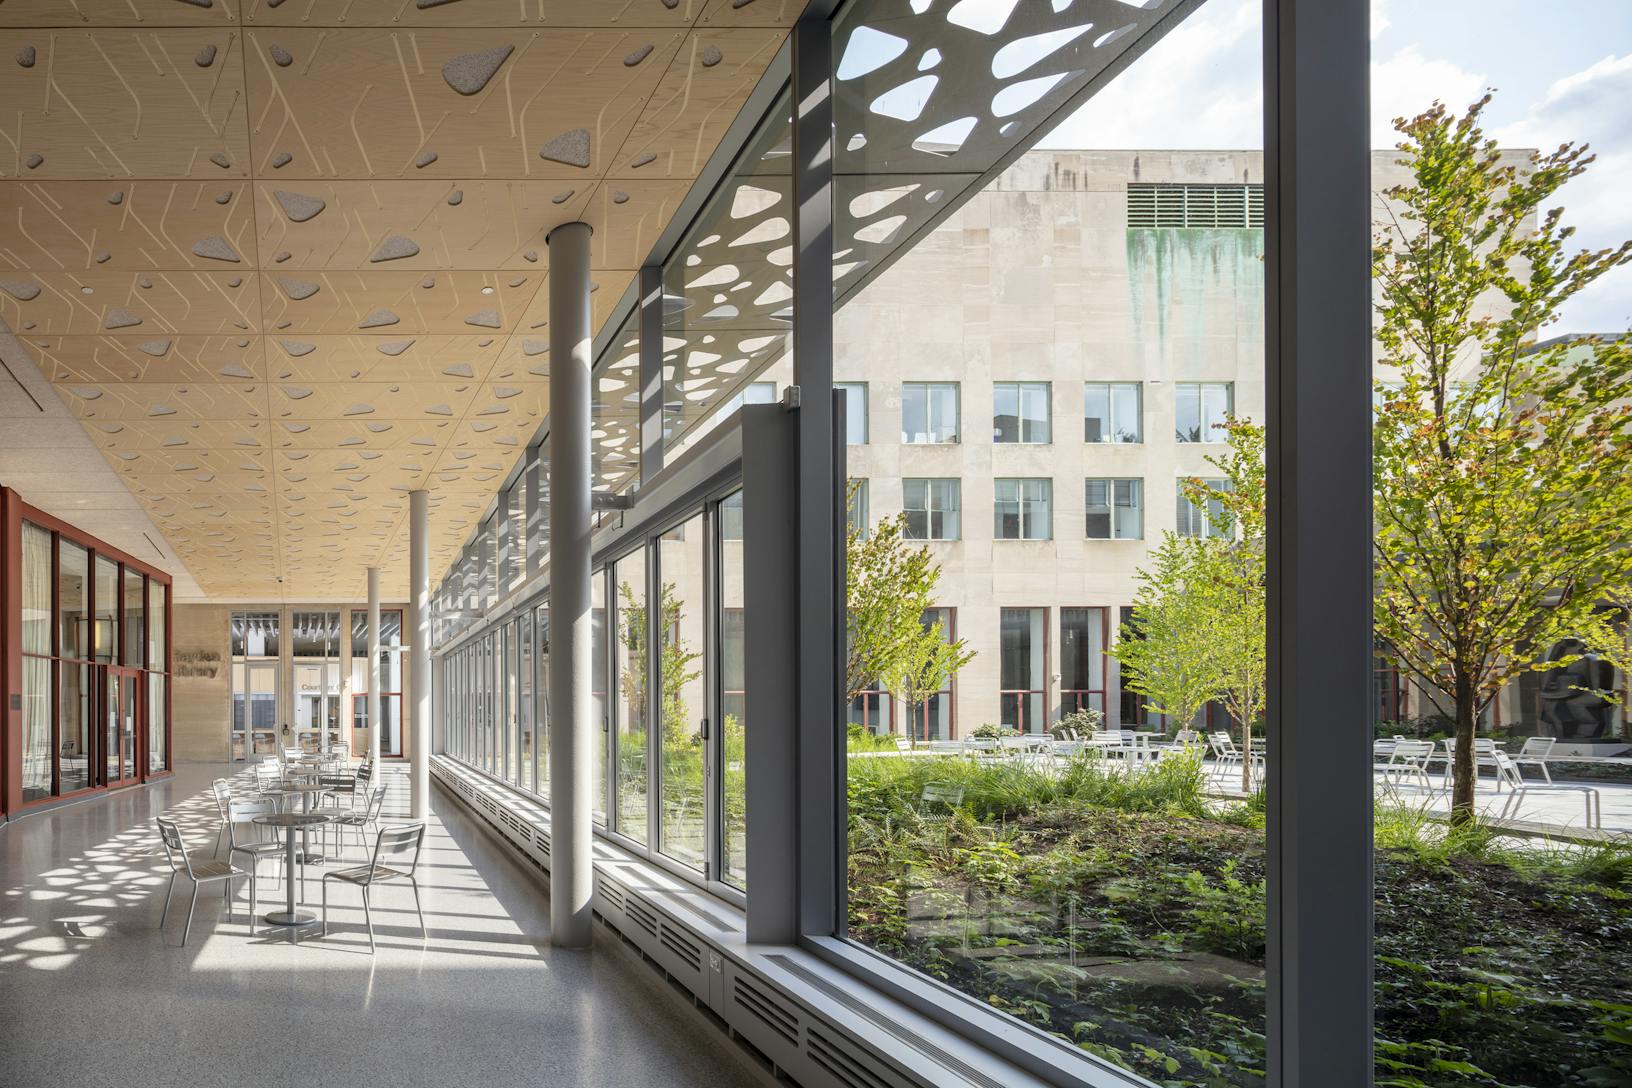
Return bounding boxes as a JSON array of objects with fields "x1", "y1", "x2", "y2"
[
  {"x1": 155, "y1": 816, "x2": 246, "y2": 946},
  {"x1": 254, "y1": 760, "x2": 284, "y2": 796},
  {"x1": 211, "y1": 778, "x2": 234, "y2": 856},
  {"x1": 327, "y1": 785, "x2": 388, "y2": 860},
  {"x1": 321, "y1": 760, "x2": 371, "y2": 812},
  {"x1": 1513, "y1": 736, "x2": 1557, "y2": 783},
  {"x1": 1493, "y1": 751, "x2": 1600, "y2": 828},
  {"x1": 321, "y1": 823, "x2": 427, "y2": 953},
  {"x1": 224, "y1": 799, "x2": 286, "y2": 933}
]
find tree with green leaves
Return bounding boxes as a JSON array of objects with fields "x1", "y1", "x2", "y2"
[
  {"x1": 879, "y1": 612, "x2": 975, "y2": 747},
  {"x1": 1186, "y1": 420, "x2": 1268, "y2": 791},
  {"x1": 1372, "y1": 95, "x2": 1632, "y2": 822},
  {"x1": 1113, "y1": 534, "x2": 1224, "y2": 748},
  {"x1": 846, "y1": 484, "x2": 973, "y2": 734},
  {"x1": 617, "y1": 580, "x2": 704, "y2": 745}
]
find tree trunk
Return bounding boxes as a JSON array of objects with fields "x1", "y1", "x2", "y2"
[
  {"x1": 1240, "y1": 716, "x2": 1252, "y2": 792},
  {"x1": 1450, "y1": 683, "x2": 1477, "y2": 825}
]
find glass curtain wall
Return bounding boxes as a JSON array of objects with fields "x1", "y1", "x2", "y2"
[
  {"x1": 833, "y1": 1, "x2": 1271, "y2": 1082},
  {"x1": 230, "y1": 612, "x2": 279, "y2": 759},
  {"x1": 290, "y1": 611, "x2": 341, "y2": 754},
  {"x1": 611, "y1": 549, "x2": 648, "y2": 844},
  {"x1": 657, "y1": 514, "x2": 708, "y2": 872}
]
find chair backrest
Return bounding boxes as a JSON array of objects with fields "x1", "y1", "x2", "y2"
[
  {"x1": 369, "y1": 823, "x2": 425, "y2": 876},
  {"x1": 1393, "y1": 739, "x2": 1436, "y2": 762},
  {"x1": 921, "y1": 782, "x2": 965, "y2": 808},
  {"x1": 366, "y1": 785, "x2": 389, "y2": 820},
  {"x1": 1210, "y1": 731, "x2": 1237, "y2": 754},
  {"x1": 893, "y1": 735, "x2": 912, "y2": 752},
  {"x1": 1490, "y1": 750, "x2": 1525, "y2": 788},
  {"x1": 1091, "y1": 730, "x2": 1123, "y2": 745},
  {"x1": 1519, "y1": 736, "x2": 1556, "y2": 757},
  {"x1": 155, "y1": 817, "x2": 191, "y2": 875},
  {"x1": 226, "y1": 798, "x2": 277, "y2": 845},
  {"x1": 212, "y1": 778, "x2": 232, "y2": 817},
  {"x1": 1174, "y1": 729, "x2": 1200, "y2": 745}
]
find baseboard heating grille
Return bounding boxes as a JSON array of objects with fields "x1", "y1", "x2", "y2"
[{"x1": 431, "y1": 756, "x2": 1053, "y2": 1088}]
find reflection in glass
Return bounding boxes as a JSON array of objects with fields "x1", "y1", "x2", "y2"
[
  {"x1": 591, "y1": 574, "x2": 608, "y2": 826},
  {"x1": 122, "y1": 568, "x2": 144, "y2": 668},
  {"x1": 60, "y1": 540, "x2": 89, "y2": 660},
  {"x1": 21, "y1": 657, "x2": 50, "y2": 801},
  {"x1": 62, "y1": 662, "x2": 91, "y2": 790},
  {"x1": 94, "y1": 556, "x2": 116, "y2": 663},
  {"x1": 612, "y1": 550, "x2": 648, "y2": 844},
  {"x1": 658, "y1": 515, "x2": 708, "y2": 871},
  {"x1": 720, "y1": 490, "x2": 747, "y2": 887}
]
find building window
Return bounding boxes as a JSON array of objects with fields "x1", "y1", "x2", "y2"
[
  {"x1": 847, "y1": 478, "x2": 869, "y2": 538},
  {"x1": 1176, "y1": 478, "x2": 1232, "y2": 538},
  {"x1": 1127, "y1": 182, "x2": 1264, "y2": 228},
  {"x1": 1085, "y1": 478, "x2": 1143, "y2": 539},
  {"x1": 994, "y1": 478, "x2": 1052, "y2": 540},
  {"x1": 720, "y1": 490, "x2": 744, "y2": 542},
  {"x1": 724, "y1": 380, "x2": 778, "y2": 415},
  {"x1": 837, "y1": 381, "x2": 869, "y2": 444},
  {"x1": 993, "y1": 381, "x2": 1051, "y2": 443},
  {"x1": 999, "y1": 608, "x2": 1047, "y2": 733},
  {"x1": 1060, "y1": 607, "x2": 1107, "y2": 718},
  {"x1": 903, "y1": 478, "x2": 961, "y2": 541},
  {"x1": 848, "y1": 683, "x2": 893, "y2": 735},
  {"x1": 1116, "y1": 605, "x2": 1148, "y2": 728},
  {"x1": 902, "y1": 381, "x2": 959, "y2": 443},
  {"x1": 1084, "y1": 381, "x2": 1142, "y2": 443},
  {"x1": 1176, "y1": 382, "x2": 1233, "y2": 442}
]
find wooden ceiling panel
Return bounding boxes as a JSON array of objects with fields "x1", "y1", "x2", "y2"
[
  {"x1": 609, "y1": 29, "x2": 787, "y2": 179},
  {"x1": 3, "y1": 6, "x2": 789, "y2": 600},
  {"x1": 258, "y1": 269, "x2": 540, "y2": 334},
  {"x1": 241, "y1": 28, "x2": 680, "y2": 180},
  {"x1": 0, "y1": 180, "x2": 254, "y2": 271},
  {"x1": 24, "y1": 335, "x2": 267, "y2": 384},
  {"x1": 5, "y1": 271, "x2": 259, "y2": 334},
  {"x1": 0, "y1": 30, "x2": 249, "y2": 179}
]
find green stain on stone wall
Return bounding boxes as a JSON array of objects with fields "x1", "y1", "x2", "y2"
[{"x1": 1126, "y1": 228, "x2": 1265, "y2": 367}]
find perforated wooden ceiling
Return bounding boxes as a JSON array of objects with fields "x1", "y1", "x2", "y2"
[{"x1": 0, "y1": 0, "x2": 794, "y2": 601}]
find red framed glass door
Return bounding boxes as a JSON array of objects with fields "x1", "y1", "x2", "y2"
[{"x1": 102, "y1": 666, "x2": 142, "y2": 788}]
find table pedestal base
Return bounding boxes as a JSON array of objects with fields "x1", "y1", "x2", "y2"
[{"x1": 263, "y1": 910, "x2": 318, "y2": 927}]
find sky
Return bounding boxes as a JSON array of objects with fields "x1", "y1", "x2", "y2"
[{"x1": 1039, "y1": 0, "x2": 1632, "y2": 334}]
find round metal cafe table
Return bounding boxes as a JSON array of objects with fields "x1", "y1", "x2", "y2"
[
  {"x1": 252, "y1": 811, "x2": 331, "y2": 933},
  {"x1": 264, "y1": 783, "x2": 331, "y2": 864}
]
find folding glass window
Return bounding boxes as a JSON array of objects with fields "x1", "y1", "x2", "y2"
[
  {"x1": 1175, "y1": 381, "x2": 1234, "y2": 442},
  {"x1": 994, "y1": 478, "x2": 1052, "y2": 540},
  {"x1": 611, "y1": 553, "x2": 646, "y2": 841},
  {"x1": 591, "y1": 575, "x2": 608, "y2": 825},
  {"x1": 121, "y1": 569, "x2": 144, "y2": 668},
  {"x1": 1085, "y1": 478, "x2": 1143, "y2": 540},
  {"x1": 901, "y1": 382, "x2": 959, "y2": 443},
  {"x1": 1084, "y1": 381, "x2": 1142, "y2": 442},
  {"x1": 20, "y1": 523, "x2": 51, "y2": 801},
  {"x1": 902, "y1": 478, "x2": 960, "y2": 541},
  {"x1": 535, "y1": 605, "x2": 550, "y2": 802},
  {"x1": 992, "y1": 381, "x2": 1051, "y2": 443},
  {"x1": 349, "y1": 610, "x2": 403, "y2": 758}
]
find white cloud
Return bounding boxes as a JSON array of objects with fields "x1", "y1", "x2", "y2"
[
  {"x1": 1039, "y1": 0, "x2": 1262, "y2": 149},
  {"x1": 1369, "y1": 45, "x2": 1487, "y2": 148},
  {"x1": 1495, "y1": 54, "x2": 1632, "y2": 333}
]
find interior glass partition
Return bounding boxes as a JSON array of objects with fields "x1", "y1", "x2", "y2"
[
  {"x1": 348, "y1": 609, "x2": 403, "y2": 758},
  {"x1": 230, "y1": 612, "x2": 280, "y2": 760},
  {"x1": 290, "y1": 611, "x2": 341, "y2": 754}
]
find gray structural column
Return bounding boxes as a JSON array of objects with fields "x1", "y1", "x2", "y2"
[
  {"x1": 789, "y1": 16, "x2": 839, "y2": 938},
  {"x1": 547, "y1": 220, "x2": 595, "y2": 949},
  {"x1": 1263, "y1": 0, "x2": 1372, "y2": 1084},
  {"x1": 409, "y1": 489, "x2": 430, "y2": 820},
  {"x1": 367, "y1": 566, "x2": 381, "y2": 767}
]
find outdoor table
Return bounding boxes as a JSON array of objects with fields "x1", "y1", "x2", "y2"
[
  {"x1": 252, "y1": 811, "x2": 330, "y2": 934},
  {"x1": 264, "y1": 783, "x2": 331, "y2": 863}
]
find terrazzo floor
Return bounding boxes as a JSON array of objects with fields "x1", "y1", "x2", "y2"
[{"x1": 0, "y1": 762, "x2": 757, "y2": 1088}]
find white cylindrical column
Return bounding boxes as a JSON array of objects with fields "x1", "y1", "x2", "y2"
[
  {"x1": 409, "y1": 489, "x2": 430, "y2": 820},
  {"x1": 547, "y1": 220, "x2": 594, "y2": 949},
  {"x1": 367, "y1": 566, "x2": 381, "y2": 767}
]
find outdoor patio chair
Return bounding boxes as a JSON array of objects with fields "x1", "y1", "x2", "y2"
[
  {"x1": 1512, "y1": 737, "x2": 1557, "y2": 783},
  {"x1": 1208, "y1": 731, "x2": 1242, "y2": 776},
  {"x1": 1492, "y1": 751, "x2": 1600, "y2": 829},
  {"x1": 893, "y1": 735, "x2": 913, "y2": 753},
  {"x1": 320, "y1": 760, "x2": 371, "y2": 812},
  {"x1": 1440, "y1": 738, "x2": 1503, "y2": 789},
  {"x1": 155, "y1": 816, "x2": 247, "y2": 946},
  {"x1": 919, "y1": 782, "x2": 965, "y2": 821},
  {"x1": 321, "y1": 823, "x2": 427, "y2": 954},
  {"x1": 253, "y1": 761, "x2": 283, "y2": 797},
  {"x1": 224, "y1": 799, "x2": 285, "y2": 934},
  {"x1": 1374, "y1": 738, "x2": 1437, "y2": 794}
]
